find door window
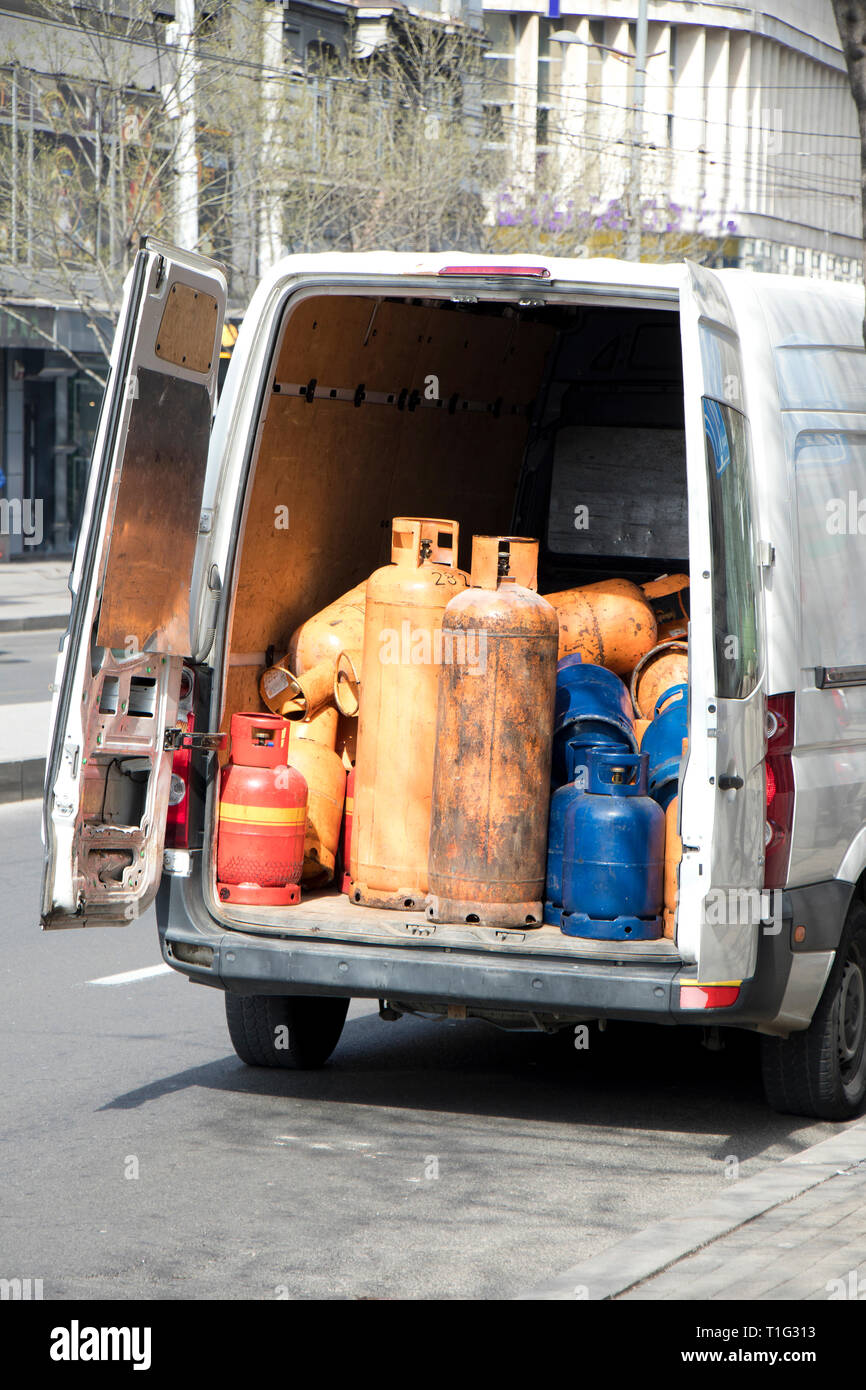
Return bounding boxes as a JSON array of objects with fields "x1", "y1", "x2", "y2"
[{"x1": 703, "y1": 397, "x2": 760, "y2": 698}]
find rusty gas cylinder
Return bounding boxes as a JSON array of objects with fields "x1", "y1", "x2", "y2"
[
  {"x1": 543, "y1": 578, "x2": 657, "y2": 676},
  {"x1": 427, "y1": 535, "x2": 557, "y2": 926},
  {"x1": 350, "y1": 517, "x2": 469, "y2": 910},
  {"x1": 631, "y1": 640, "x2": 689, "y2": 721}
]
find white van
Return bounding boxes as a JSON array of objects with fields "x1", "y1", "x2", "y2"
[{"x1": 40, "y1": 239, "x2": 866, "y2": 1119}]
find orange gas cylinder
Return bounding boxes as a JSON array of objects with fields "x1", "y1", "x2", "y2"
[
  {"x1": 634, "y1": 717, "x2": 651, "y2": 749},
  {"x1": 288, "y1": 581, "x2": 366, "y2": 675},
  {"x1": 288, "y1": 721, "x2": 347, "y2": 887},
  {"x1": 260, "y1": 649, "x2": 361, "y2": 723},
  {"x1": 341, "y1": 766, "x2": 355, "y2": 894},
  {"x1": 428, "y1": 536, "x2": 557, "y2": 926},
  {"x1": 290, "y1": 706, "x2": 339, "y2": 749},
  {"x1": 543, "y1": 578, "x2": 657, "y2": 676},
  {"x1": 260, "y1": 656, "x2": 334, "y2": 721},
  {"x1": 643, "y1": 574, "x2": 689, "y2": 644},
  {"x1": 663, "y1": 795, "x2": 682, "y2": 941},
  {"x1": 351, "y1": 517, "x2": 470, "y2": 910},
  {"x1": 631, "y1": 640, "x2": 689, "y2": 720},
  {"x1": 260, "y1": 581, "x2": 366, "y2": 719},
  {"x1": 217, "y1": 714, "x2": 307, "y2": 906}
]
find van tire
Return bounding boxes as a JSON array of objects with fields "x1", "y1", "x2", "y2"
[
  {"x1": 760, "y1": 903, "x2": 866, "y2": 1119},
  {"x1": 225, "y1": 993, "x2": 350, "y2": 1069}
]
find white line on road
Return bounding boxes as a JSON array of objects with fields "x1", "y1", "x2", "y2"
[{"x1": 86, "y1": 964, "x2": 173, "y2": 986}]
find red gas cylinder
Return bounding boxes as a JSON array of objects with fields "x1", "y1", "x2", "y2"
[
  {"x1": 341, "y1": 766, "x2": 355, "y2": 895},
  {"x1": 217, "y1": 713, "x2": 307, "y2": 906}
]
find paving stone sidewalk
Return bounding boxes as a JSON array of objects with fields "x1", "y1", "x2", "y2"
[
  {"x1": 0, "y1": 559, "x2": 71, "y2": 632},
  {"x1": 619, "y1": 1158, "x2": 866, "y2": 1300},
  {"x1": 519, "y1": 1121, "x2": 866, "y2": 1301},
  {"x1": 0, "y1": 561, "x2": 70, "y2": 801}
]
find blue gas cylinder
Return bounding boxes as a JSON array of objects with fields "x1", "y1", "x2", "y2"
[
  {"x1": 544, "y1": 767, "x2": 587, "y2": 926},
  {"x1": 551, "y1": 658, "x2": 636, "y2": 787},
  {"x1": 642, "y1": 684, "x2": 688, "y2": 809},
  {"x1": 561, "y1": 749, "x2": 664, "y2": 940}
]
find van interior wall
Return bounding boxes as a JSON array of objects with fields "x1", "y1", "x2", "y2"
[
  {"x1": 523, "y1": 305, "x2": 687, "y2": 592},
  {"x1": 224, "y1": 294, "x2": 557, "y2": 723}
]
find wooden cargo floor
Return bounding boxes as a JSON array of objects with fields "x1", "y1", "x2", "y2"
[{"x1": 215, "y1": 887, "x2": 681, "y2": 963}]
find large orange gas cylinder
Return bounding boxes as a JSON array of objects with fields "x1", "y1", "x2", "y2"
[
  {"x1": 217, "y1": 714, "x2": 307, "y2": 906},
  {"x1": 543, "y1": 578, "x2": 657, "y2": 676},
  {"x1": 288, "y1": 720, "x2": 347, "y2": 887},
  {"x1": 631, "y1": 640, "x2": 689, "y2": 720},
  {"x1": 427, "y1": 536, "x2": 558, "y2": 926},
  {"x1": 350, "y1": 517, "x2": 470, "y2": 910},
  {"x1": 341, "y1": 766, "x2": 355, "y2": 894}
]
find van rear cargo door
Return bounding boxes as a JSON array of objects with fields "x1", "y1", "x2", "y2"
[
  {"x1": 677, "y1": 262, "x2": 766, "y2": 983},
  {"x1": 41, "y1": 239, "x2": 226, "y2": 928}
]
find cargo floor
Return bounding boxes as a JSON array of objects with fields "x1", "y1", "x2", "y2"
[{"x1": 214, "y1": 888, "x2": 681, "y2": 963}]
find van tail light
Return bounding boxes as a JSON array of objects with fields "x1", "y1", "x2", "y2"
[
  {"x1": 764, "y1": 693, "x2": 795, "y2": 889},
  {"x1": 680, "y1": 983, "x2": 741, "y2": 1009},
  {"x1": 165, "y1": 670, "x2": 195, "y2": 852}
]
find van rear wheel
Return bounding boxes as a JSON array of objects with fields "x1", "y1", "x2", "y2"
[
  {"x1": 225, "y1": 993, "x2": 350, "y2": 1069},
  {"x1": 761, "y1": 902, "x2": 866, "y2": 1120}
]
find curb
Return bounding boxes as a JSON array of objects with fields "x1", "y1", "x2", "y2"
[
  {"x1": 0, "y1": 614, "x2": 68, "y2": 633},
  {"x1": 0, "y1": 758, "x2": 46, "y2": 803},
  {"x1": 515, "y1": 1121, "x2": 866, "y2": 1300}
]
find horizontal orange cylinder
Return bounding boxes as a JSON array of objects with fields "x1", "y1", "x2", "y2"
[{"x1": 543, "y1": 578, "x2": 657, "y2": 677}]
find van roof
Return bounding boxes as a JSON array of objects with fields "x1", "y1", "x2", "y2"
[{"x1": 255, "y1": 252, "x2": 866, "y2": 348}]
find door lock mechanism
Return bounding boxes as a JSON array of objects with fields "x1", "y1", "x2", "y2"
[
  {"x1": 163, "y1": 728, "x2": 226, "y2": 753},
  {"x1": 718, "y1": 774, "x2": 744, "y2": 791}
]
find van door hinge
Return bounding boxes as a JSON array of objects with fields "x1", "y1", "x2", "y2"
[{"x1": 163, "y1": 728, "x2": 226, "y2": 753}]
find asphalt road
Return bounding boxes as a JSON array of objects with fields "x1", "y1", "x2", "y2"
[
  {"x1": 2, "y1": 798, "x2": 841, "y2": 1301},
  {"x1": 0, "y1": 629, "x2": 61, "y2": 705}
]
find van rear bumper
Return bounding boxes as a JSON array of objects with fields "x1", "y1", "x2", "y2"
[
  {"x1": 163, "y1": 917, "x2": 685, "y2": 1022},
  {"x1": 156, "y1": 879, "x2": 788, "y2": 1026}
]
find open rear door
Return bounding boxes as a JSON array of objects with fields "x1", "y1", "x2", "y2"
[
  {"x1": 41, "y1": 238, "x2": 226, "y2": 928},
  {"x1": 677, "y1": 262, "x2": 767, "y2": 984}
]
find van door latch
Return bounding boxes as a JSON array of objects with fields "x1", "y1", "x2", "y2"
[
  {"x1": 718, "y1": 774, "x2": 744, "y2": 791},
  {"x1": 163, "y1": 728, "x2": 227, "y2": 753}
]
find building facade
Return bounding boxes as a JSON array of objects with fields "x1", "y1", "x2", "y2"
[{"x1": 482, "y1": 1, "x2": 863, "y2": 277}]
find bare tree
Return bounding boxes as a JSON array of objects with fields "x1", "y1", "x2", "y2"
[
  {"x1": 0, "y1": 1, "x2": 494, "y2": 369},
  {"x1": 0, "y1": 0, "x2": 238, "y2": 374}
]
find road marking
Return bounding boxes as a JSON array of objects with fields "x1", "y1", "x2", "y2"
[{"x1": 86, "y1": 964, "x2": 173, "y2": 986}]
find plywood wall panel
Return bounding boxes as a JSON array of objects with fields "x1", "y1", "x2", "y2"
[{"x1": 223, "y1": 295, "x2": 556, "y2": 727}]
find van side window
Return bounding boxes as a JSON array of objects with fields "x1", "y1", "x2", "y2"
[
  {"x1": 794, "y1": 430, "x2": 866, "y2": 667},
  {"x1": 703, "y1": 398, "x2": 761, "y2": 698}
]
